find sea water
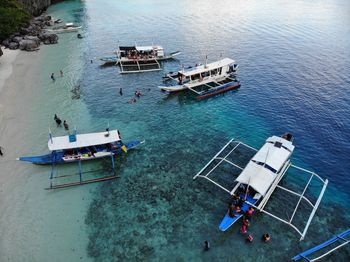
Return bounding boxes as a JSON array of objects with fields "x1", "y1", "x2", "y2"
[{"x1": 4, "y1": 0, "x2": 350, "y2": 261}]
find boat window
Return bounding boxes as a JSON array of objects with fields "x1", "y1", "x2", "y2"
[
  {"x1": 210, "y1": 69, "x2": 218, "y2": 75},
  {"x1": 274, "y1": 141, "x2": 282, "y2": 148},
  {"x1": 252, "y1": 160, "x2": 277, "y2": 173}
]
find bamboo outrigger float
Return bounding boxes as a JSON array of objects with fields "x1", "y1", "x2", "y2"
[
  {"x1": 193, "y1": 134, "x2": 328, "y2": 241},
  {"x1": 292, "y1": 229, "x2": 350, "y2": 261},
  {"x1": 18, "y1": 129, "x2": 144, "y2": 189}
]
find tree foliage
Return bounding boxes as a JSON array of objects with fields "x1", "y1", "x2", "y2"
[{"x1": 0, "y1": 0, "x2": 31, "y2": 40}]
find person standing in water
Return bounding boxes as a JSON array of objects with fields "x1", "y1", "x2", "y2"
[
  {"x1": 51, "y1": 73, "x2": 55, "y2": 81},
  {"x1": 60, "y1": 70, "x2": 63, "y2": 77},
  {"x1": 119, "y1": 88, "x2": 123, "y2": 95},
  {"x1": 0, "y1": 146, "x2": 4, "y2": 156},
  {"x1": 204, "y1": 240, "x2": 210, "y2": 251},
  {"x1": 63, "y1": 120, "x2": 69, "y2": 130}
]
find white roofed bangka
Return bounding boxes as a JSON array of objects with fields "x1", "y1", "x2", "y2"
[
  {"x1": 46, "y1": 22, "x2": 82, "y2": 33},
  {"x1": 159, "y1": 58, "x2": 239, "y2": 99},
  {"x1": 193, "y1": 134, "x2": 328, "y2": 241},
  {"x1": 114, "y1": 45, "x2": 181, "y2": 73},
  {"x1": 18, "y1": 129, "x2": 144, "y2": 189}
]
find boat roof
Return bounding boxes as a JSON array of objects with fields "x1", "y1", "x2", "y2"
[
  {"x1": 180, "y1": 58, "x2": 235, "y2": 77},
  {"x1": 235, "y1": 136, "x2": 294, "y2": 196},
  {"x1": 119, "y1": 45, "x2": 163, "y2": 52},
  {"x1": 48, "y1": 130, "x2": 120, "y2": 151}
]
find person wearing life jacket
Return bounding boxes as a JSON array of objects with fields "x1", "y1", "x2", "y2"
[
  {"x1": 246, "y1": 234, "x2": 254, "y2": 243},
  {"x1": 228, "y1": 203, "x2": 235, "y2": 218},
  {"x1": 246, "y1": 207, "x2": 255, "y2": 220},
  {"x1": 204, "y1": 240, "x2": 210, "y2": 251}
]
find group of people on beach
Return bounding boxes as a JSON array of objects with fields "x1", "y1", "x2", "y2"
[{"x1": 54, "y1": 114, "x2": 69, "y2": 130}]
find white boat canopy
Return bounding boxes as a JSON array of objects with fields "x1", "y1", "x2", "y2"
[
  {"x1": 193, "y1": 137, "x2": 328, "y2": 241},
  {"x1": 135, "y1": 45, "x2": 162, "y2": 52},
  {"x1": 48, "y1": 130, "x2": 121, "y2": 151},
  {"x1": 235, "y1": 136, "x2": 294, "y2": 196},
  {"x1": 180, "y1": 58, "x2": 235, "y2": 77}
]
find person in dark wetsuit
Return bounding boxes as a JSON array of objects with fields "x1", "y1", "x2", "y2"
[
  {"x1": 54, "y1": 114, "x2": 62, "y2": 126},
  {"x1": 63, "y1": 120, "x2": 69, "y2": 130},
  {"x1": 204, "y1": 240, "x2": 210, "y2": 251}
]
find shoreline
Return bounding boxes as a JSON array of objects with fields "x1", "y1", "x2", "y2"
[{"x1": 0, "y1": 32, "x2": 91, "y2": 262}]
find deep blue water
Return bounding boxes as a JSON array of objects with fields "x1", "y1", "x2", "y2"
[{"x1": 50, "y1": 0, "x2": 350, "y2": 260}]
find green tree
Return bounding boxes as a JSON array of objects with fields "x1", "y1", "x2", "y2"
[{"x1": 0, "y1": 0, "x2": 31, "y2": 40}]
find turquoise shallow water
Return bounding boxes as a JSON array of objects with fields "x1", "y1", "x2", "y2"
[{"x1": 17, "y1": 0, "x2": 350, "y2": 261}]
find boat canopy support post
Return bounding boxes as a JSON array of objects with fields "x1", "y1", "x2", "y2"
[
  {"x1": 111, "y1": 152, "x2": 116, "y2": 176},
  {"x1": 78, "y1": 159, "x2": 83, "y2": 183}
]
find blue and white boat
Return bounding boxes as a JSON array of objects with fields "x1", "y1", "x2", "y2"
[
  {"x1": 18, "y1": 129, "x2": 143, "y2": 165},
  {"x1": 193, "y1": 134, "x2": 328, "y2": 240},
  {"x1": 18, "y1": 129, "x2": 144, "y2": 189},
  {"x1": 159, "y1": 58, "x2": 239, "y2": 99}
]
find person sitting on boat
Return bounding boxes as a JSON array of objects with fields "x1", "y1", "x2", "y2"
[
  {"x1": 178, "y1": 73, "x2": 183, "y2": 85},
  {"x1": 262, "y1": 233, "x2": 271, "y2": 242},
  {"x1": 234, "y1": 205, "x2": 242, "y2": 216},
  {"x1": 246, "y1": 207, "x2": 255, "y2": 220},
  {"x1": 230, "y1": 194, "x2": 240, "y2": 206},
  {"x1": 228, "y1": 203, "x2": 236, "y2": 218}
]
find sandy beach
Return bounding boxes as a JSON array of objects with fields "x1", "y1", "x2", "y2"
[{"x1": 0, "y1": 45, "x2": 91, "y2": 261}]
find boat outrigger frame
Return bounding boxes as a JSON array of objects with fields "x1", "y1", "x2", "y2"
[
  {"x1": 193, "y1": 138, "x2": 328, "y2": 241},
  {"x1": 48, "y1": 152, "x2": 118, "y2": 190}
]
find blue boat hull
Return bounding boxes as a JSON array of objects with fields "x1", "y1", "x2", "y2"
[
  {"x1": 18, "y1": 140, "x2": 143, "y2": 165},
  {"x1": 219, "y1": 195, "x2": 258, "y2": 231}
]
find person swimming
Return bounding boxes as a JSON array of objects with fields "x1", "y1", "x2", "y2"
[{"x1": 262, "y1": 233, "x2": 271, "y2": 242}]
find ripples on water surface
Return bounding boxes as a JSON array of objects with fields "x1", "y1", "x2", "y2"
[{"x1": 44, "y1": 0, "x2": 350, "y2": 260}]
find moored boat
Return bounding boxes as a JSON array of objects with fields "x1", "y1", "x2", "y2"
[
  {"x1": 114, "y1": 45, "x2": 180, "y2": 73},
  {"x1": 46, "y1": 23, "x2": 82, "y2": 34},
  {"x1": 159, "y1": 58, "x2": 239, "y2": 99},
  {"x1": 18, "y1": 129, "x2": 143, "y2": 165},
  {"x1": 193, "y1": 133, "x2": 328, "y2": 240}
]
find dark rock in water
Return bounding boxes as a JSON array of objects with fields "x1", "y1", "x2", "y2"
[
  {"x1": 19, "y1": 39, "x2": 40, "y2": 51},
  {"x1": 8, "y1": 42, "x2": 19, "y2": 50},
  {"x1": 0, "y1": 46, "x2": 3, "y2": 57},
  {"x1": 38, "y1": 33, "x2": 58, "y2": 44}
]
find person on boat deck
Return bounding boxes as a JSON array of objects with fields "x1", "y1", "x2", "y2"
[
  {"x1": 228, "y1": 203, "x2": 236, "y2": 218},
  {"x1": 230, "y1": 194, "x2": 240, "y2": 206},
  {"x1": 262, "y1": 233, "x2": 271, "y2": 242},
  {"x1": 63, "y1": 120, "x2": 69, "y2": 130},
  {"x1": 178, "y1": 72, "x2": 183, "y2": 85},
  {"x1": 234, "y1": 205, "x2": 242, "y2": 216},
  {"x1": 246, "y1": 207, "x2": 255, "y2": 220}
]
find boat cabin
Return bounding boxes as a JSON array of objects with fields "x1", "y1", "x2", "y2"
[{"x1": 118, "y1": 45, "x2": 164, "y2": 60}]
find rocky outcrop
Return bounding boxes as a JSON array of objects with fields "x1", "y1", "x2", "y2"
[
  {"x1": 17, "y1": 0, "x2": 65, "y2": 16},
  {"x1": 1, "y1": 15, "x2": 59, "y2": 51},
  {"x1": 38, "y1": 33, "x2": 58, "y2": 44},
  {"x1": 19, "y1": 36, "x2": 40, "y2": 51}
]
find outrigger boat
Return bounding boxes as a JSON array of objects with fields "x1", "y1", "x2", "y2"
[
  {"x1": 114, "y1": 45, "x2": 180, "y2": 73},
  {"x1": 292, "y1": 228, "x2": 350, "y2": 261},
  {"x1": 159, "y1": 58, "x2": 239, "y2": 100},
  {"x1": 18, "y1": 129, "x2": 144, "y2": 189},
  {"x1": 46, "y1": 23, "x2": 82, "y2": 34},
  {"x1": 193, "y1": 134, "x2": 328, "y2": 241}
]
